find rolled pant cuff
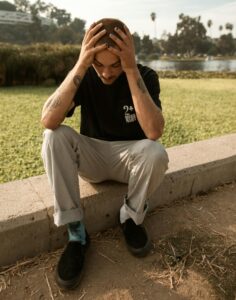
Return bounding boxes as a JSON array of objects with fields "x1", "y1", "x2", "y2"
[
  {"x1": 121, "y1": 202, "x2": 148, "y2": 225},
  {"x1": 53, "y1": 208, "x2": 83, "y2": 227}
]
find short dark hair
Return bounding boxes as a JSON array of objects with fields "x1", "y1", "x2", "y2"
[{"x1": 95, "y1": 18, "x2": 126, "y2": 47}]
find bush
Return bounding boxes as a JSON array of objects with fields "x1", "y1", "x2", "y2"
[
  {"x1": 0, "y1": 43, "x2": 81, "y2": 86},
  {"x1": 1, "y1": 43, "x2": 236, "y2": 86},
  {"x1": 158, "y1": 70, "x2": 236, "y2": 79}
]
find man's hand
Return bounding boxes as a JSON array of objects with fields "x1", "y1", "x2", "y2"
[
  {"x1": 108, "y1": 24, "x2": 164, "y2": 140},
  {"x1": 77, "y1": 22, "x2": 107, "y2": 70},
  {"x1": 108, "y1": 25, "x2": 137, "y2": 73}
]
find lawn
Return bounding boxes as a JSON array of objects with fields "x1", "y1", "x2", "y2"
[{"x1": 0, "y1": 78, "x2": 236, "y2": 183}]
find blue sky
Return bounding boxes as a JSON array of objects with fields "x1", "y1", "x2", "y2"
[{"x1": 9, "y1": 0, "x2": 236, "y2": 38}]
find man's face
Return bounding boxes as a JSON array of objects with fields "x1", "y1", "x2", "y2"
[{"x1": 92, "y1": 50, "x2": 123, "y2": 85}]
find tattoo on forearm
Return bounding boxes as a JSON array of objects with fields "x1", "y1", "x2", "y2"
[
  {"x1": 73, "y1": 75, "x2": 81, "y2": 87},
  {"x1": 137, "y1": 77, "x2": 147, "y2": 93},
  {"x1": 45, "y1": 93, "x2": 62, "y2": 112}
]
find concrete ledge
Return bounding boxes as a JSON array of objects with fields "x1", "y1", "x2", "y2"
[{"x1": 0, "y1": 134, "x2": 236, "y2": 266}]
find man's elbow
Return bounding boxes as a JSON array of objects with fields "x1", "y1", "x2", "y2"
[
  {"x1": 147, "y1": 128, "x2": 163, "y2": 141},
  {"x1": 147, "y1": 120, "x2": 164, "y2": 140},
  {"x1": 41, "y1": 116, "x2": 60, "y2": 130}
]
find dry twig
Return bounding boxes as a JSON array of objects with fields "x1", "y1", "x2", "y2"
[
  {"x1": 45, "y1": 273, "x2": 55, "y2": 300},
  {"x1": 97, "y1": 251, "x2": 116, "y2": 264},
  {"x1": 78, "y1": 290, "x2": 87, "y2": 300},
  {"x1": 0, "y1": 275, "x2": 7, "y2": 292}
]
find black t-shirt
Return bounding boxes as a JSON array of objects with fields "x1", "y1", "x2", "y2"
[{"x1": 67, "y1": 64, "x2": 161, "y2": 141}]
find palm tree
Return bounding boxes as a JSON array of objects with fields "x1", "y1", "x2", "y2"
[
  {"x1": 207, "y1": 19, "x2": 212, "y2": 38},
  {"x1": 225, "y1": 23, "x2": 233, "y2": 33},
  {"x1": 219, "y1": 25, "x2": 223, "y2": 36},
  {"x1": 150, "y1": 12, "x2": 156, "y2": 39}
]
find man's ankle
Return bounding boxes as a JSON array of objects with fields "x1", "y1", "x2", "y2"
[{"x1": 68, "y1": 221, "x2": 87, "y2": 245}]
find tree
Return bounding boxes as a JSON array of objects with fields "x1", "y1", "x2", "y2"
[
  {"x1": 69, "y1": 18, "x2": 85, "y2": 32},
  {"x1": 150, "y1": 12, "x2": 156, "y2": 22},
  {"x1": 150, "y1": 12, "x2": 156, "y2": 38},
  {"x1": 207, "y1": 19, "x2": 212, "y2": 38},
  {"x1": 0, "y1": 1, "x2": 16, "y2": 11},
  {"x1": 50, "y1": 7, "x2": 71, "y2": 26},
  {"x1": 225, "y1": 23, "x2": 233, "y2": 33},
  {"x1": 32, "y1": 0, "x2": 49, "y2": 15},
  {"x1": 69, "y1": 17, "x2": 86, "y2": 42},
  {"x1": 28, "y1": 1, "x2": 48, "y2": 42},
  {"x1": 217, "y1": 33, "x2": 235, "y2": 55},
  {"x1": 141, "y1": 35, "x2": 153, "y2": 54},
  {"x1": 14, "y1": 0, "x2": 30, "y2": 12},
  {"x1": 219, "y1": 25, "x2": 223, "y2": 35},
  {"x1": 175, "y1": 14, "x2": 207, "y2": 56},
  {"x1": 152, "y1": 38, "x2": 161, "y2": 55},
  {"x1": 162, "y1": 33, "x2": 178, "y2": 55},
  {"x1": 56, "y1": 26, "x2": 76, "y2": 44},
  {"x1": 132, "y1": 32, "x2": 141, "y2": 54}
]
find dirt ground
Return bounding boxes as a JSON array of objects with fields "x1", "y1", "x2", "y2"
[{"x1": 0, "y1": 182, "x2": 236, "y2": 300}]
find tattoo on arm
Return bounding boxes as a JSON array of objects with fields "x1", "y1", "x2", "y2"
[
  {"x1": 137, "y1": 77, "x2": 147, "y2": 93},
  {"x1": 45, "y1": 93, "x2": 62, "y2": 112},
  {"x1": 73, "y1": 75, "x2": 81, "y2": 87}
]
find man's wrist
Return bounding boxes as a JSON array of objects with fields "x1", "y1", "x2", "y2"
[
  {"x1": 74, "y1": 61, "x2": 88, "y2": 74},
  {"x1": 124, "y1": 66, "x2": 139, "y2": 76}
]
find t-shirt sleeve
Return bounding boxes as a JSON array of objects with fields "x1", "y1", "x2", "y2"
[
  {"x1": 143, "y1": 70, "x2": 162, "y2": 110},
  {"x1": 66, "y1": 86, "x2": 82, "y2": 118}
]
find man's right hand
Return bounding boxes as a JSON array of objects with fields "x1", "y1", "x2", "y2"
[
  {"x1": 41, "y1": 22, "x2": 107, "y2": 130},
  {"x1": 77, "y1": 22, "x2": 107, "y2": 70}
]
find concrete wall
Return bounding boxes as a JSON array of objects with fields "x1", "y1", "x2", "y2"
[{"x1": 0, "y1": 134, "x2": 236, "y2": 266}]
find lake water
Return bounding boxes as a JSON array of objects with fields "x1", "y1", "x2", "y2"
[{"x1": 139, "y1": 59, "x2": 236, "y2": 72}]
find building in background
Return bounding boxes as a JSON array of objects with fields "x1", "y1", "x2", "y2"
[{"x1": 0, "y1": 10, "x2": 54, "y2": 26}]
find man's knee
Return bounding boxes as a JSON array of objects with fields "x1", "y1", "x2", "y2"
[
  {"x1": 133, "y1": 139, "x2": 169, "y2": 167},
  {"x1": 43, "y1": 125, "x2": 70, "y2": 145}
]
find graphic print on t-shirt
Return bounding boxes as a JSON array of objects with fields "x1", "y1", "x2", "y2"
[{"x1": 123, "y1": 105, "x2": 137, "y2": 123}]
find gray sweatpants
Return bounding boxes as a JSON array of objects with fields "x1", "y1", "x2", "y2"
[{"x1": 41, "y1": 125, "x2": 169, "y2": 227}]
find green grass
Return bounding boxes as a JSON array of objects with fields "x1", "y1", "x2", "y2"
[
  {"x1": 160, "y1": 79, "x2": 236, "y2": 146},
  {"x1": 0, "y1": 79, "x2": 236, "y2": 183}
]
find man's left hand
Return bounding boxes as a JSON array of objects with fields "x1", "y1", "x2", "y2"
[{"x1": 108, "y1": 25, "x2": 137, "y2": 73}]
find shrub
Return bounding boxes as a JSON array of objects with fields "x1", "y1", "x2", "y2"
[
  {"x1": 158, "y1": 70, "x2": 236, "y2": 79},
  {"x1": 0, "y1": 43, "x2": 81, "y2": 86}
]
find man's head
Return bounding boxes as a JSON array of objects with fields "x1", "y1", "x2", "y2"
[
  {"x1": 92, "y1": 18, "x2": 126, "y2": 85},
  {"x1": 94, "y1": 18, "x2": 126, "y2": 48}
]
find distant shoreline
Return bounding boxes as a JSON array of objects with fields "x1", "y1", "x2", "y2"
[{"x1": 140, "y1": 55, "x2": 236, "y2": 62}]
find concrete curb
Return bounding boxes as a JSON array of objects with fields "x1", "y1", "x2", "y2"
[{"x1": 0, "y1": 134, "x2": 236, "y2": 266}]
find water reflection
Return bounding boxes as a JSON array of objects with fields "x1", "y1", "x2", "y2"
[{"x1": 140, "y1": 59, "x2": 236, "y2": 72}]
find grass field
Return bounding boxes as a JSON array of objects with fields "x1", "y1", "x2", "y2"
[{"x1": 0, "y1": 78, "x2": 236, "y2": 183}]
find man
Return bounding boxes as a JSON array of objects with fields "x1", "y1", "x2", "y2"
[{"x1": 41, "y1": 18, "x2": 168, "y2": 289}]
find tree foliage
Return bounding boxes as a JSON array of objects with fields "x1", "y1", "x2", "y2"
[
  {"x1": 217, "y1": 33, "x2": 235, "y2": 55},
  {"x1": 132, "y1": 32, "x2": 141, "y2": 54},
  {"x1": 0, "y1": 0, "x2": 85, "y2": 44},
  {"x1": 0, "y1": 0, "x2": 16, "y2": 11},
  {"x1": 0, "y1": 3, "x2": 235, "y2": 56},
  {"x1": 225, "y1": 23, "x2": 233, "y2": 32},
  {"x1": 150, "y1": 12, "x2": 156, "y2": 22},
  {"x1": 175, "y1": 14, "x2": 207, "y2": 56},
  {"x1": 158, "y1": 14, "x2": 235, "y2": 57},
  {"x1": 14, "y1": 0, "x2": 30, "y2": 12}
]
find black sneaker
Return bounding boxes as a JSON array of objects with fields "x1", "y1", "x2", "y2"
[
  {"x1": 55, "y1": 235, "x2": 90, "y2": 290},
  {"x1": 120, "y1": 218, "x2": 152, "y2": 257}
]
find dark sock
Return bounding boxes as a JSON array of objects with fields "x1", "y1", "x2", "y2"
[{"x1": 68, "y1": 221, "x2": 86, "y2": 245}]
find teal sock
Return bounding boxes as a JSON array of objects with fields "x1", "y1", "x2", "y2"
[{"x1": 68, "y1": 221, "x2": 86, "y2": 245}]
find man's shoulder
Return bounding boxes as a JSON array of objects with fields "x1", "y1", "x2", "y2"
[{"x1": 137, "y1": 63, "x2": 158, "y2": 78}]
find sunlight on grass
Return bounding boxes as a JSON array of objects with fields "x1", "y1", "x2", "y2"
[
  {"x1": 0, "y1": 79, "x2": 235, "y2": 183},
  {"x1": 160, "y1": 79, "x2": 236, "y2": 146}
]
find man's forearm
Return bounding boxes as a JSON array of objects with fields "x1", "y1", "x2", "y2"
[
  {"x1": 41, "y1": 63, "x2": 87, "y2": 129},
  {"x1": 125, "y1": 68, "x2": 164, "y2": 140}
]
